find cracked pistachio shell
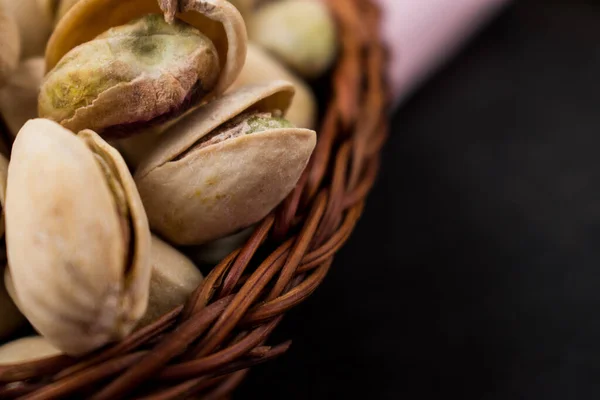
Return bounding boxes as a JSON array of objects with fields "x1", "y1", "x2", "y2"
[
  {"x1": 0, "y1": 57, "x2": 45, "y2": 138},
  {"x1": 229, "y1": 42, "x2": 316, "y2": 129},
  {"x1": 248, "y1": 0, "x2": 337, "y2": 78},
  {"x1": 135, "y1": 80, "x2": 316, "y2": 245},
  {"x1": 39, "y1": 14, "x2": 221, "y2": 138},
  {"x1": 0, "y1": 336, "x2": 62, "y2": 365},
  {"x1": 0, "y1": 0, "x2": 52, "y2": 59},
  {"x1": 0, "y1": 5, "x2": 20, "y2": 87},
  {"x1": 5, "y1": 119, "x2": 151, "y2": 356},
  {"x1": 46, "y1": 0, "x2": 247, "y2": 103},
  {"x1": 137, "y1": 235, "x2": 203, "y2": 327}
]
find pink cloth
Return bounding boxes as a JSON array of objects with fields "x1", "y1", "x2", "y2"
[{"x1": 376, "y1": 0, "x2": 510, "y2": 106}]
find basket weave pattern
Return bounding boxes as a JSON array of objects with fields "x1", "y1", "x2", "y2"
[{"x1": 0, "y1": 0, "x2": 388, "y2": 398}]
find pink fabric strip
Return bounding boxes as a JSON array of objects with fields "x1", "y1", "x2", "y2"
[{"x1": 375, "y1": 0, "x2": 511, "y2": 107}]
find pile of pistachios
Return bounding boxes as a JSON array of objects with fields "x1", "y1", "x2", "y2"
[{"x1": 0, "y1": 0, "x2": 330, "y2": 365}]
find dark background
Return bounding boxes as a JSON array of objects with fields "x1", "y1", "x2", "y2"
[{"x1": 239, "y1": 1, "x2": 600, "y2": 399}]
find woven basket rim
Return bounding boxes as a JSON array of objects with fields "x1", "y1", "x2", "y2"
[{"x1": 0, "y1": 0, "x2": 389, "y2": 398}]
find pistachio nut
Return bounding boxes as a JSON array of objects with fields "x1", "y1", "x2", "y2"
[
  {"x1": 135, "y1": 80, "x2": 316, "y2": 245},
  {"x1": 248, "y1": 0, "x2": 337, "y2": 78},
  {"x1": 0, "y1": 336, "x2": 62, "y2": 365},
  {"x1": 0, "y1": 267, "x2": 26, "y2": 341},
  {"x1": 229, "y1": 42, "x2": 316, "y2": 129},
  {"x1": 137, "y1": 235, "x2": 203, "y2": 327},
  {"x1": 190, "y1": 226, "x2": 255, "y2": 266},
  {"x1": 42, "y1": 0, "x2": 246, "y2": 139},
  {"x1": 55, "y1": 0, "x2": 80, "y2": 23},
  {"x1": 39, "y1": 14, "x2": 220, "y2": 139},
  {"x1": 0, "y1": 5, "x2": 20, "y2": 87},
  {"x1": 5, "y1": 119, "x2": 152, "y2": 356},
  {"x1": 36, "y1": 0, "x2": 61, "y2": 24},
  {"x1": 0, "y1": 57, "x2": 45, "y2": 138},
  {"x1": 0, "y1": 0, "x2": 52, "y2": 59}
]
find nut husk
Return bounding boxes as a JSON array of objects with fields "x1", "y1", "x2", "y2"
[
  {"x1": 138, "y1": 235, "x2": 203, "y2": 327},
  {"x1": 229, "y1": 42, "x2": 316, "y2": 129},
  {"x1": 46, "y1": 0, "x2": 247, "y2": 105},
  {"x1": 0, "y1": 5, "x2": 21, "y2": 87},
  {"x1": 5, "y1": 119, "x2": 151, "y2": 356},
  {"x1": 0, "y1": 336, "x2": 62, "y2": 365},
  {"x1": 135, "y1": 80, "x2": 316, "y2": 245},
  {"x1": 39, "y1": 14, "x2": 221, "y2": 138},
  {"x1": 0, "y1": 57, "x2": 45, "y2": 138},
  {"x1": 0, "y1": 0, "x2": 52, "y2": 59},
  {"x1": 248, "y1": 0, "x2": 337, "y2": 78}
]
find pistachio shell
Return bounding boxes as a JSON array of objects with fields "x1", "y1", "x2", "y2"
[
  {"x1": 5, "y1": 119, "x2": 151, "y2": 356},
  {"x1": 55, "y1": 0, "x2": 80, "y2": 22},
  {"x1": 46, "y1": 0, "x2": 247, "y2": 101},
  {"x1": 0, "y1": 336, "x2": 62, "y2": 365},
  {"x1": 0, "y1": 267, "x2": 26, "y2": 341},
  {"x1": 0, "y1": 0, "x2": 52, "y2": 59},
  {"x1": 39, "y1": 14, "x2": 220, "y2": 137},
  {"x1": 0, "y1": 5, "x2": 20, "y2": 87},
  {"x1": 229, "y1": 42, "x2": 316, "y2": 129},
  {"x1": 248, "y1": 0, "x2": 337, "y2": 78},
  {"x1": 190, "y1": 226, "x2": 255, "y2": 266},
  {"x1": 137, "y1": 235, "x2": 203, "y2": 327},
  {"x1": 0, "y1": 57, "x2": 45, "y2": 138},
  {"x1": 135, "y1": 80, "x2": 316, "y2": 245},
  {"x1": 36, "y1": 0, "x2": 60, "y2": 23}
]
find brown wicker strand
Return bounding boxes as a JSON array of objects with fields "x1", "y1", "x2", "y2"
[{"x1": 0, "y1": 0, "x2": 388, "y2": 397}]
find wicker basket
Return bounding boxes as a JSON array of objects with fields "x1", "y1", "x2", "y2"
[{"x1": 0, "y1": 0, "x2": 388, "y2": 398}]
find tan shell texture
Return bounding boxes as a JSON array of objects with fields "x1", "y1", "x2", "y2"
[
  {"x1": 5, "y1": 119, "x2": 151, "y2": 356},
  {"x1": 135, "y1": 80, "x2": 316, "y2": 245},
  {"x1": 0, "y1": 57, "x2": 45, "y2": 137},
  {"x1": 46, "y1": 0, "x2": 247, "y2": 101},
  {"x1": 137, "y1": 235, "x2": 203, "y2": 328},
  {"x1": 0, "y1": 336, "x2": 62, "y2": 365},
  {"x1": 0, "y1": 0, "x2": 52, "y2": 59},
  {"x1": 0, "y1": 5, "x2": 20, "y2": 87},
  {"x1": 229, "y1": 42, "x2": 317, "y2": 129}
]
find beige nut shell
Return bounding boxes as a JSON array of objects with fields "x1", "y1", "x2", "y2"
[
  {"x1": 5, "y1": 119, "x2": 151, "y2": 356},
  {"x1": 135, "y1": 80, "x2": 316, "y2": 245},
  {"x1": 45, "y1": 0, "x2": 247, "y2": 101},
  {"x1": 0, "y1": 5, "x2": 21, "y2": 87},
  {"x1": 137, "y1": 235, "x2": 203, "y2": 328},
  {"x1": 228, "y1": 42, "x2": 316, "y2": 129},
  {"x1": 0, "y1": 0, "x2": 52, "y2": 59},
  {"x1": 0, "y1": 57, "x2": 45, "y2": 138},
  {"x1": 0, "y1": 336, "x2": 62, "y2": 365}
]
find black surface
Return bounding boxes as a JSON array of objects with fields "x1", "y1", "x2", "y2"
[{"x1": 238, "y1": 1, "x2": 600, "y2": 399}]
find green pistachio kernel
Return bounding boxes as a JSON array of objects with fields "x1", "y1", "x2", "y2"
[{"x1": 38, "y1": 14, "x2": 220, "y2": 138}]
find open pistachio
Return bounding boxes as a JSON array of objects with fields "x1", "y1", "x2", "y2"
[
  {"x1": 138, "y1": 235, "x2": 203, "y2": 327},
  {"x1": 43, "y1": 0, "x2": 246, "y2": 139},
  {"x1": 5, "y1": 119, "x2": 151, "y2": 356},
  {"x1": 248, "y1": 0, "x2": 337, "y2": 78},
  {"x1": 229, "y1": 42, "x2": 316, "y2": 129},
  {"x1": 0, "y1": 57, "x2": 45, "y2": 138},
  {"x1": 135, "y1": 80, "x2": 316, "y2": 245},
  {"x1": 0, "y1": 336, "x2": 62, "y2": 365},
  {"x1": 39, "y1": 14, "x2": 220, "y2": 139},
  {"x1": 0, "y1": 5, "x2": 20, "y2": 87},
  {"x1": 0, "y1": 0, "x2": 52, "y2": 59}
]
